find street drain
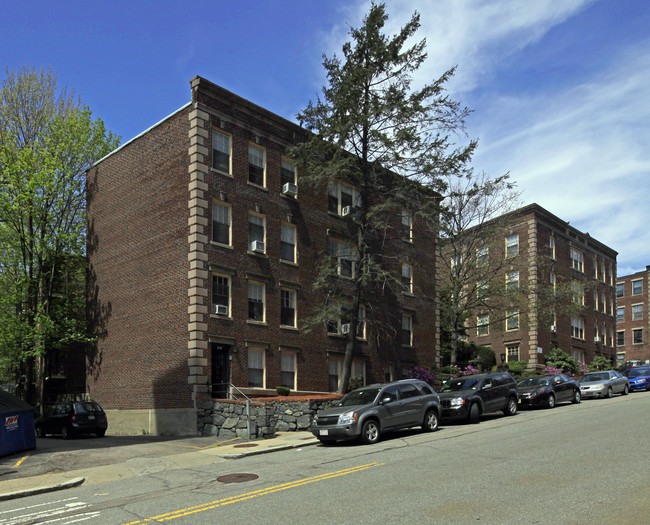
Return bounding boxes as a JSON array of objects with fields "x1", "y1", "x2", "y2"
[
  {"x1": 217, "y1": 473, "x2": 259, "y2": 483},
  {"x1": 233, "y1": 443, "x2": 259, "y2": 448}
]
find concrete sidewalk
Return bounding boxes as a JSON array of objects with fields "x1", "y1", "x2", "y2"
[{"x1": 0, "y1": 432, "x2": 320, "y2": 502}]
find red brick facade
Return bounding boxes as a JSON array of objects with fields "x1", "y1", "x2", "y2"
[
  {"x1": 616, "y1": 267, "x2": 650, "y2": 364},
  {"x1": 469, "y1": 204, "x2": 617, "y2": 368},
  {"x1": 86, "y1": 77, "x2": 438, "y2": 434}
]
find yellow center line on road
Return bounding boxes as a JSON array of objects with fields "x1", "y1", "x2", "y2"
[
  {"x1": 122, "y1": 462, "x2": 382, "y2": 524},
  {"x1": 13, "y1": 455, "x2": 29, "y2": 467}
]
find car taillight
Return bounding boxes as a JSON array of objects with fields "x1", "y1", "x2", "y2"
[{"x1": 71, "y1": 415, "x2": 77, "y2": 424}]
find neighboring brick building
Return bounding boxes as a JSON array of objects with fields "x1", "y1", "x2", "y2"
[
  {"x1": 616, "y1": 267, "x2": 650, "y2": 364},
  {"x1": 86, "y1": 76, "x2": 438, "y2": 435},
  {"x1": 467, "y1": 204, "x2": 617, "y2": 369}
]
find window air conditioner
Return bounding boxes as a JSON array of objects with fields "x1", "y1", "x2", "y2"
[
  {"x1": 341, "y1": 323, "x2": 351, "y2": 334},
  {"x1": 251, "y1": 240, "x2": 265, "y2": 253},
  {"x1": 550, "y1": 325, "x2": 557, "y2": 332},
  {"x1": 212, "y1": 304, "x2": 228, "y2": 316},
  {"x1": 282, "y1": 182, "x2": 298, "y2": 197},
  {"x1": 594, "y1": 336, "x2": 601, "y2": 343},
  {"x1": 341, "y1": 205, "x2": 352, "y2": 217}
]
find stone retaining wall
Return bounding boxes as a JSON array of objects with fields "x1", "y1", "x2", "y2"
[{"x1": 196, "y1": 397, "x2": 339, "y2": 438}]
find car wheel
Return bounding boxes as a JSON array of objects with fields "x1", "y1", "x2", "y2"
[
  {"x1": 35, "y1": 425, "x2": 44, "y2": 438},
  {"x1": 572, "y1": 390, "x2": 581, "y2": 404},
  {"x1": 61, "y1": 426, "x2": 71, "y2": 440},
  {"x1": 360, "y1": 420, "x2": 380, "y2": 444},
  {"x1": 622, "y1": 385, "x2": 629, "y2": 396},
  {"x1": 546, "y1": 394, "x2": 556, "y2": 409},
  {"x1": 96, "y1": 430, "x2": 106, "y2": 437},
  {"x1": 468, "y1": 403, "x2": 480, "y2": 424},
  {"x1": 422, "y1": 410, "x2": 439, "y2": 432},
  {"x1": 646, "y1": 383, "x2": 650, "y2": 392},
  {"x1": 606, "y1": 387, "x2": 613, "y2": 399},
  {"x1": 503, "y1": 397, "x2": 518, "y2": 416}
]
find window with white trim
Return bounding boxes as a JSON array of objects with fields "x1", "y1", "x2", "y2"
[
  {"x1": 477, "y1": 313, "x2": 489, "y2": 336},
  {"x1": 616, "y1": 282, "x2": 624, "y2": 297},
  {"x1": 477, "y1": 246, "x2": 488, "y2": 267},
  {"x1": 570, "y1": 247, "x2": 583, "y2": 272},
  {"x1": 617, "y1": 331, "x2": 624, "y2": 346},
  {"x1": 632, "y1": 279, "x2": 643, "y2": 295},
  {"x1": 506, "y1": 309, "x2": 519, "y2": 331},
  {"x1": 506, "y1": 270, "x2": 519, "y2": 291},
  {"x1": 328, "y1": 182, "x2": 360, "y2": 215},
  {"x1": 280, "y1": 289, "x2": 297, "y2": 327},
  {"x1": 571, "y1": 318, "x2": 584, "y2": 339},
  {"x1": 248, "y1": 348, "x2": 265, "y2": 388},
  {"x1": 477, "y1": 279, "x2": 489, "y2": 300},
  {"x1": 248, "y1": 144, "x2": 265, "y2": 187},
  {"x1": 506, "y1": 343, "x2": 520, "y2": 362},
  {"x1": 571, "y1": 282, "x2": 584, "y2": 305},
  {"x1": 328, "y1": 239, "x2": 356, "y2": 278},
  {"x1": 401, "y1": 210, "x2": 413, "y2": 242},
  {"x1": 616, "y1": 307, "x2": 624, "y2": 322},
  {"x1": 402, "y1": 263, "x2": 413, "y2": 294},
  {"x1": 328, "y1": 357, "x2": 366, "y2": 392},
  {"x1": 212, "y1": 130, "x2": 231, "y2": 174},
  {"x1": 280, "y1": 351, "x2": 296, "y2": 389},
  {"x1": 248, "y1": 281, "x2": 265, "y2": 322},
  {"x1": 632, "y1": 304, "x2": 643, "y2": 321},
  {"x1": 211, "y1": 274, "x2": 230, "y2": 316},
  {"x1": 281, "y1": 158, "x2": 297, "y2": 187},
  {"x1": 384, "y1": 364, "x2": 394, "y2": 382},
  {"x1": 212, "y1": 201, "x2": 231, "y2": 246},
  {"x1": 402, "y1": 313, "x2": 413, "y2": 346},
  {"x1": 248, "y1": 212, "x2": 266, "y2": 253},
  {"x1": 549, "y1": 236, "x2": 555, "y2": 259},
  {"x1": 280, "y1": 223, "x2": 296, "y2": 263},
  {"x1": 506, "y1": 234, "x2": 518, "y2": 257},
  {"x1": 633, "y1": 328, "x2": 643, "y2": 344}
]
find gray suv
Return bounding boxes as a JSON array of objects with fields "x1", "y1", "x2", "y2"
[{"x1": 310, "y1": 379, "x2": 440, "y2": 445}]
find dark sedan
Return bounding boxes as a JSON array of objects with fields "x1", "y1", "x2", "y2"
[
  {"x1": 36, "y1": 401, "x2": 108, "y2": 439},
  {"x1": 518, "y1": 374, "x2": 581, "y2": 409}
]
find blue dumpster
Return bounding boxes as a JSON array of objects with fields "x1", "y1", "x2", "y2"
[{"x1": 0, "y1": 391, "x2": 36, "y2": 457}]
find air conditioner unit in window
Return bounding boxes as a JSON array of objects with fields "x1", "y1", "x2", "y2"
[
  {"x1": 212, "y1": 304, "x2": 228, "y2": 316},
  {"x1": 251, "y1": 240, "x2": 265, "y2": 253},
  {"x1": 340, "y1": 323, "x2": 351, "y2": 334},
  {"x1": 550, "y1": 325, "x2": 557, "y2": 332},
  {"x1": 594, "y1": 336, "x2": 601, "y2": 343},
  {"x1": 282, "y1": 182, "x2": 298, "y2": 197},
  {"x1": 341, "y1": 205, "x2": 353, "y2": 217}
]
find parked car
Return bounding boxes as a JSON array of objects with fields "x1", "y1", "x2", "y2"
[
  {"x1": 310, "y1": 379, "x2": 440, "y2": 445},
  {"x1": 623, "y1": 366, "x2": 650, "y2": 392},
  {"x1": 35, "y1": 401, "x2": 108, "y2": 439},
  {"x1": 517, "y1": 374, "x2": 581, "y2": 409},
  {"x1": 579, "y1": 371, "x2": 629, "y2": 398},
  {"x1": 438, "y1": 371, "x2": 518, "y2": 423}
]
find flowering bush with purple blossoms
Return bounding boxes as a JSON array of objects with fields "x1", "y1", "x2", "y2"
[
  {"x1": 458, "y1": 365, "x2": 480, "y2": 376},
  {"x1": 407, "y1": 366, "x2": 437, "y2": 386},
  {"x1": 578, "y1": 361, "x2": 589, "y2": 375},
  {"x1": 544, "y1": 366, "x2": 564, "y2": 375}
]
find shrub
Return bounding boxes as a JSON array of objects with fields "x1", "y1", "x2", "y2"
[
  {"x1": 275, "y1": 386, "x2": 291, "y2": 396},
  {"x1": 506, "y1": 360, "x2": 528, "y2": 379},
  {"x1": 346, "y1": 376, "x2": 364, "y2": 392},
  {"x1": 544, "y1": 348, "x2": 580, "y2": 375},
  {"x1": 458, "y1": 365, "x2": 480, "y2": 376},
  {"x1": 407, "y1": 366, "x2": 437, "y2": 386},
  {"x1": 590, "y1": 356, "x2": 613, "y2": 371},
  {"x1": 477, "y1": 346, "x2": 496, "y2": 371}
]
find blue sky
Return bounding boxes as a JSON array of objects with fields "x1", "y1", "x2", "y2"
[{"x1": 2, "y1": 0, "x2": 649, "y2": 275}]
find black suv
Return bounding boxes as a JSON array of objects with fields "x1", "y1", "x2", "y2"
[
  {"x1": 35, "y1": 401, "x2": 108, "y2": 439},
  {"x1": 438, "y1": 372, "x2": 518, "y2": 423},
  {"x1": 310, "y1": 379, "x2": 440, "y2": 445}
]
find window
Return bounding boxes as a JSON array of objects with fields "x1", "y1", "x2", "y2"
[
  {"x1": 212, "y1": 202, "x2": 231, "y2": 246},
  {"x1": 328, "y1": 182, "x2": 360, "y2": 215},
  {"x1": 571, "y1": 318, "x2": 584, "y2": 339},
  {"x1": 477, "y1": 279, "x2": 488, "y2": 300},
  {"x1": 248, "y1": 281, "x2": 265, "y2": 322},
  {"x1": 248, "y1": 144, "x2": 265, "y2": 186},
  {"x1": 211, "y1": 274, "x2": 230, "y2": 315},
  {"x1": 212, "y1": 130, "x2": 231, "y2": 173},
  {"x1": 248, "y1": 348, "x2": 265, "y2": 388},
  {"x1": 600, "y1": 262, "x2": 605, "y2": 281},
  {"x1": 601, "y1": 293, "x2": 606, "y2": 313},
  {"x1": 477, "y1": 246, "x2": 488, "y2": 267},
  {"x1": 328, "y1": 239, "x2": 356, "y2": 278},
  {"x1": 616, "y1": 307, "x2": 624, "y2": 322},
  {"x1": 617, "y1": 331, "x2": 624, "y2": 346},
  {"x1": 402, "y1": 263, "x2": 413, "y2": 294},
  {"x1": 572, "y1": 350, "x2": 585, "y2": 363},
  {"x1": 328, "y1": 358, "x2": 365, "y2": 392},
  {"x1": 327, "y1": 304, "x2": 365, "y2": 337},
  {"x1": 506, "y1": 310, "x2": 519, "y2": 331},
  {"x1": 281, "y1": 158, "x2": 297, "y2": 187},
  {"x1": 384, "y1": 364, "x2": 394, "y2": 382},
  {"x1": 280, "y1": 351, "x2": 296, "y2": 389},
  {"x1": 550, "y1": 272, "x2": 556, "y2": 291},
  {"x1": 352, "y1": 360, "x2": 366, "y2": 385},
  {"x1": 593, "y1": 256, "x2": 598, "y2": 279},
  {"x1": 402, "y1": 313, "x2": 413, "y2": 346},
  {"x1": 632, "y1": 279, "x2": 643, "y2": 295},
  {"x1": 550, "y1": 310, "x2": 557, "y2": 330},
  {"x1": 506, "y1": 234, "x2": 518, "y2": 257},
  {"x1": 477, "y1": 314, "x2": 489, "y2": 336},
  {"x1": 280, "y1": 223, "x2": 296, "y2": 263},
  {"x1": 506, "y1": 343, "x2": 519, "y2": 362},
  {"x1": 571, "y1": 282, "x2": 584, "y2": 305},
  {"x1": 401, "y1": 210, "x2": 413, "y2": 242},
  {"x1": 248, "y1": 213, "x2": 266, "y2": 252},
  {"x1": 280, "y1": 289, "x2": 297, "y2": 327},
  {"x1": 632, "y1": 304, "x2": 643, "y2": 321},
  {"x1": 570, "y1": 248, "x2": 583, "y2": 272},
  {"x1": 549, "y1": 236, "x2": 555, "y2": 259},
  {"x1": 506, "y1": 270, "x2": 519, "y2": 291},
  {"x1": 616, "y1": 282, "x2": 624, "y2": 297},
  {"x1": 593, "y1": 291, "x2": 598, "y2": 311},
  {"x1": 633, "y1": 329, "x2": 643, "y2": 344}
]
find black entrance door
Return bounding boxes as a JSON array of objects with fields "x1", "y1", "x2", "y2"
[{"x1": 211, "y1": 343, "x2": 231, "y2": 399}]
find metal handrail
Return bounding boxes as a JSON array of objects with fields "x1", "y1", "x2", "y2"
[{"x1": 211, "y1": 383, "x2": 252, "y2": 439}]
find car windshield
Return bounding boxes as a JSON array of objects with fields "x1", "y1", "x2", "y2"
[
  {"x1": 518, "y1": 377, "x2": 550, "y2": 387},
  {"x1": 439, "y1": 377, "x2": 481, "y2": 392},
  {"x1": 338, "y1": 388, "x2": 381, "y2": 407},
  {"x1": 625, "y1": 368, "x2": 650, "y2": 378},
  {"x1": 580, "y1": 373, "x2": 609, "y2": 382},
  {"x1": 74, "y1": 402, "x2": 103, "y2": 414}
]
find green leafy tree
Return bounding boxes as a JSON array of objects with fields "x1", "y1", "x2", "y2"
[
  {"x1": 590, "y1": 355, "x2": 613, "y2": 371},
  {"x1": 0, "y1": 65, "x2": 119, "y2": 403},
  {"x1": 290, "y1": 3, "x2": 475, "y2": 393},
  {"x1": 544, "y1": 348, "x2": 580, "y2": 375}
]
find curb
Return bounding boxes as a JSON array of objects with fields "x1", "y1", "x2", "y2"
[{"x1": 0, "y1": 476, "x2": 85, "y2": 502}]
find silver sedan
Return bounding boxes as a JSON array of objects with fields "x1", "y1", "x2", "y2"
[{"x1": 579, "y1": 370, "x2": 629, "y2": 398}]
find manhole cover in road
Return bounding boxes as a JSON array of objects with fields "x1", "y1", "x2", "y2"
[
  {"x1": 233, "y1": 443, "x2": 259, "y2": 448},
  {"x1": 217, "y1": 473, "x2": 259, "y2": 483}
]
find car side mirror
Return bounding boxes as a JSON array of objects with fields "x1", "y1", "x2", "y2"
[{"x1": 380, "y1": 397, "x2": 393, "y2": 405}]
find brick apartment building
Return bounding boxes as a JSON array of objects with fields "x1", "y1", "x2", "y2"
[
  {"x1": 616, "y1": 266, "x2": 650, "y2": 364},
  {"x1": 86, "y1": 76, "x2": 438, "y2": 435},
  {"x1": 467, "y1": 204, "x2": 617, "y2": 369}
]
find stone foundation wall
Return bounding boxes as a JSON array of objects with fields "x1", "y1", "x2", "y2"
[{"x1": 196, "y1": 398, "x2": 338, "y2": 438}]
